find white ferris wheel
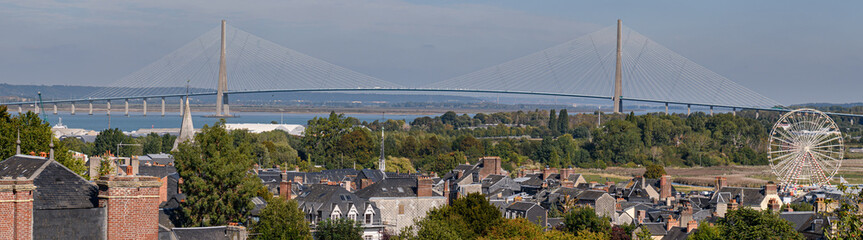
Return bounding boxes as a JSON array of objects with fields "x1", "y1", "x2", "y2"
[{"x1": 769, "y1": 108, "x2": 844, "y2": 186}]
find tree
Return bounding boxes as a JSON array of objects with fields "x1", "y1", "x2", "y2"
[
  {"x1": 548, "y1": 109, "x2": 558, "y2": 134},
  {"x1": 376, "y1": 156, "x2": 416, "y2": 173},
  {"x1": 93, "y1": 128, "x2": 132, "y2": 156},
  {"x1": 563, "y1": 207, "x2": 611, "y2": 236},
  {"x1": 718, "y1": 208, "x2": 803, "y2": 240},
  {"x1": 401, "y1": 193, "x2": 503, "y2": 240},
  {"x1": 558, "y1": 109, "x2": 569, "y2": 135},
  {"x1": 0, "y1": 108, "x2": 84, "y2": 176},
  {"x1": 173, "y1": 120, "x2": 267, "y2": 227},
  {"x1": 480, "y1": 218, "x2": 576, "y2": 240},
  {"x1": 314, "y1": 218, "x2": 363, "y2": 240},
  {"x1": 825, "y1": 184, "x2": 862, "y2": 240},
  {"x1": 252, "y1": 198, "x2": 311, "y2": 240},
  {"x1": 688, "y1": 222, "x2": 723, "y2": 240},
  {"x1": 141, "y1": 132, "x2": 164, "y2": 154},
  {"x1": 643, "y1": 164, "x2": 666, "y2": 179},
  {"x1": 303, "y1": 112, "x2": 354, "y2": 168}
]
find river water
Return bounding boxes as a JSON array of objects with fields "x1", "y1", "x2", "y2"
[{"x1": 36, "y1": 112, "x2": 428, "y2": 132}]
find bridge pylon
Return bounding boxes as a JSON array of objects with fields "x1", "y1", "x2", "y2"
[
  {"x1": 211, "y1": 19, "x2": 232, "y2": 117},
  {"x1": 612, "y1": 19, "x2": 623, "y2": 114}
]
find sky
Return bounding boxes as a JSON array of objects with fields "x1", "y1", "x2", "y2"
[{"x1": 0, "y1": 0, "x2": 861, "y2": 104}]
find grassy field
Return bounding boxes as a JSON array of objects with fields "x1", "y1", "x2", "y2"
[{"x1": 573, "y1": 159, "x2": 863, "y2": 188}]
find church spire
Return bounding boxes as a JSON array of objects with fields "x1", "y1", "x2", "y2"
[{"x1": 172, "y1": 97, "x2": 195, "y2": 151}]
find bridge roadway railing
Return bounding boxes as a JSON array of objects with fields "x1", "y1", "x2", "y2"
[{"x1": 2, "y1": 87, "x2": 862, "y2": 118}]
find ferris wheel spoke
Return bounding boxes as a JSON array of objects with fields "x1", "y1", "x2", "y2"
[
  {"x1": 813, "y1": 135, "x2": 842, "y2": 146},
  {"x1": 771, "y1": 132, "x2": 797, "y2": 146},
  {"x1": 809, "y1": 143, "x2": 843, "y2": 150},
  {"x1": 806, "y1": 153, "x2": 830, "y2": 184},
  {"x1": 772, "y1": 151, "x2": 799, "y2": 164}
]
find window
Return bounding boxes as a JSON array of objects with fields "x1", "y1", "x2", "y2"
[
  {"x1": 348, "y1": 212, "x2": 357, "y2": 222},
  {"x1": 364, "y1": 236, "x2": 373, "y2": 240},
  {"x1": 365, "y1": 213, "x2": 373, "y2": 224},
  {"x1": 399, "y1": 204, "x2": 405, "y2": 215}
]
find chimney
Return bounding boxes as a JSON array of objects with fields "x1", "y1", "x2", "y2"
[
  {"x1": 686, "y1": 220, "x2": 697, "y2": 233},
  {"x1": 320, "y1": 178, "x2": 328, "y2": 184},
  {"x1": 226, "y1": 225, "x2": 248, "y2": 240},
  {"x1": 479, "y1": 157, "x2": 502, "y2": 179},
  {"x1": 715, "y1": 177, "x2": 727, "y2": 192},
  {"x1": 667, "y1": 218, "x2": 678, "y2": 231},
  {"x1": 89, "y1": 157, "x2": 102, "y2": 180},
  {"x1": 280, "y1": 172, "x2": 291, "y2": 199},
  {"x1": 0, "y1": 177, "x2": 35, "y2": 240},
  {"x1": 729, "y1": 199, "x2": 738, "y2": 210},
  {"x1": 764, "y1": 181, "x2": 777, "y2": 195},
  {"x1": 97, "y1": 176, "x2": 161, "y2": 240},
  {"x1": 680, "y1": 205, "x2": 693, "y2": 227},
  {"x1": 660, "y1": 175, "x2": 672, "y2": 200},
  {"x1": 444, "y1": 180, "x2": 450, "y2": 203},
  {"x1": 417, "y1": 176, "x2": 433, "y2": 197},
  {"x1": 131, "y1": 158, "x2": 140, "y2": 176},
  {"x1": 768, "y1": 199, "x2": 781, "y2": 212},
  {"x1": 542, "y1": 167, "x2": 557, "y2": 180},
  {"x1": 637, "y1": 210, "x2": 646, "y2": 224},
  {"x1": 559, "y1": 167, "x2": 573, "y2": 180}
]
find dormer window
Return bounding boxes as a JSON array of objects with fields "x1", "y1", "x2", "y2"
[{"x1": 364, "y1": 206, "x2": 375, "y2": 225}]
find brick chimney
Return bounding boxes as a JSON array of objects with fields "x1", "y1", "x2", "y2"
[
  {"x1": 729, "y1": 199, "x2": 738, "y2": 211},
  {"x1": 660, "y1": 175, "x2": 672, "y2": 200},
  {"x1": 559, "y1": 167, "x2": 574, "y2": 181},
  {"x1": 478, "y1": 157, "x2": 502, "y2": 179},
  {"x1": 280, "y1": 173, "x2": 292, "y2": 200},
  {"x1": 417, "y1": 176, "x2": 433, "y2": 197},
  {"x1": 97, "y1": 175, "x2": 162, "y2": 240},
  {"x1": 764, "y1": 181, "x2": 777, "y2": 195},
  {"x1": 714, "y1": 177, "x2": 727, "y2": 192},
  {"x1": 542, "y1": 167, "x2": 557, "y2": 180},
  {"x1": 0, "y1": 177, "x2": 35, "y2": 240},
  {"x1": 768, "y1": 199, "x2": 781, "y2": 212},
  {"x1": 686, "y1": 220, "x2": 698, "y2": 233},
  {"x1": 561, "y1": 179, "x2": 574, "y2": 188},
  {"x1": 666, "y1": 218, "x2": 678, "y2": 231},
  {"x1": 637, "y1": 210, "x2": 646, "y2": 224}
]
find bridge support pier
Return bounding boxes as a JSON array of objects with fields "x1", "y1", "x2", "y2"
[
  {"x1": 179, "y1": 97, "x2": 184, "y2": 116},
  {"x1": 223, "y1": 94, "x2": 230, "y2": 116},
  {"x1": 665, "y1": 103, "x2": 669, "y2": 115},
  {"x1": 142, "y1": 98, "x2": 147, "y2": 116},
  {"x1": 107, "y1": 101, "x2": 111, "y2": 116},
  {"x1": 53, "y1": 104, "x2": 57, "y2": 115},
  {"x1": 71, "y1": 103, "x2": 75, "y2": 115},
  {"x1": 732, "y1": 108, "x2": 736, "y2": 116},
  {"x1": 89, "y1": 101, "x2": 93, "y2": 115},
  {"x1": 17, "y1": 105, "x2": 22, "y2": 114},
  {"x1": 161, "y1": 97, "x2": 165, "y2": 117},
  {"x1": 124, "y1": 99, "x2": 129, "y2": 116},
  {"x1": 34, "y1": 103, "x2": 39, "y2": 113},
  {"x1": 710, "y1": 106, "x2": 714, "y2": 116},
  {"x1": 755, "y1": 110, "x2": 759, "y2": 119},
  {"x1": 687, "y1": 105, "x2": 691, "y2": 116}
]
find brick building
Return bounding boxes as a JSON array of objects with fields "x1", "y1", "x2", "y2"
[{"x1": 0, "y1": 154, "x2": 162, "y2": 240}]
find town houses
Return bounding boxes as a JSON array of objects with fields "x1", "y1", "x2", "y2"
[{"x1": 0, "y1": 135, "x2": 854, "y2": 240}]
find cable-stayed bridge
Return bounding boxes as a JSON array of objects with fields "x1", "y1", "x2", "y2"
[{"x1": 4, "y1": 20, "x2": 855, "y2": 118}]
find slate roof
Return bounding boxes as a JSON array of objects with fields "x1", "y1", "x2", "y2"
[
  {"x1": 641, "y1": 222, "x2": 668, "y2": 236},
  {"x1": 507, "y1": 202, "x2": 541, "y2": 211},
  {"x1": 780, "y1": 211, "x2": 816, "y2": 232},
  {"x1": 662, "y1": 226, "x2": 691, "y2": 240},
  {"x1": 172, "y1": 226, "x2": 233, "y2": 240},
  {"x1": 138, "y1": 165, "x2": 177, "y2": 179},
  {"x1": 295, "y1": 184, "x2": 378, "y2": 222},
  {"x1": 711, "y1": 187, "x2": 765, "y2": 207},
  {"x1": 0, "y1": 154, "x2": 47, "y2": 178},
  {"x1": 578, "y1": 190, "x2": 609, "y2": 201},
  {"x1": 0, "y1": 155, "x2": 99, "y2": 210},
  {"x1": 355, "y1": 177, "x2": 427, "y2": 198}
]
